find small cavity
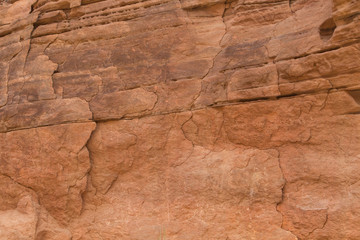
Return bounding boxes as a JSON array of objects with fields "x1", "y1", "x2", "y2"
[
  {"x1": 347, "y1": 90, "x2": 360, "y2": 105},
  {"x1": 319, "y1": 18, "x2": 337, "y2": 41}
]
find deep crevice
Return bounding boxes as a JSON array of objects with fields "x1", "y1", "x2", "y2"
[{"x1": 79, "y1": 122, "x2": 98, "y2": 214}]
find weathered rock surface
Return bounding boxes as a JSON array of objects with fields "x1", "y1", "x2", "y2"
[{"x1": 0, "y1": 0, "x2": 359, "y2": 239}]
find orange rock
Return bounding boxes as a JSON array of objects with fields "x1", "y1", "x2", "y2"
[{"x1": 0, "y1": 0, "x2": 359, "y2": 239}]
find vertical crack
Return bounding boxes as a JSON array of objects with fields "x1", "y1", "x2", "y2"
[
  {"x1": 192, "y1": 0, "x2": 229, "y2": 108},
  {"x1": 275, "y1": 148, "x2": 300, "y2": 239},
  {"x1": 289, "y1": 0, "x2": 294, "y2": 13},
  {"x1": 201, "y1": 0, "x2": 228, "y2": 80},
  {"x1": 79, "y1": 121, "x2": 98, "y2": 213},
  {"x1": 275, "y1": 148, "x2": 285, "y2": 221}
]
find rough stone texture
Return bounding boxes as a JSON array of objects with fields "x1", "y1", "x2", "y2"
[{"x1": 0, "y1": 0, "x2": 359, "y2": 239}]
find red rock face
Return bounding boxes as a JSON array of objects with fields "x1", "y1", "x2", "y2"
[{"x1": 0, "y1": 0, "x2": 359, "y2": 239}]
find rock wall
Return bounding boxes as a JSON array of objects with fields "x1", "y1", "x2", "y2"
[{"x1": 0, "y1": 0, "x2": 359, "y2": 239}]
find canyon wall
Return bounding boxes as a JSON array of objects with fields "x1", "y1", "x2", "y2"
[{"x1": 0, "y1": 0, "x2": 360, "y2": 239}]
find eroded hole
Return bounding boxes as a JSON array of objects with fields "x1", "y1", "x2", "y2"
[
  {"x1": 319, "y1": 18, "x2": 337, "y2": 41},
  {"x1": 347, "y1": 90, "x2": 360, "y2": 105}
]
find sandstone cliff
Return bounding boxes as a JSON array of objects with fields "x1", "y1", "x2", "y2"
[{"x1": 0, "y1": 0, "x2": 359, "y2": 239}]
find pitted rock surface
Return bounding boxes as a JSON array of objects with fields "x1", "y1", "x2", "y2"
[{"x1": 0, "y1": 0, "x2": 359, "y2": 239}]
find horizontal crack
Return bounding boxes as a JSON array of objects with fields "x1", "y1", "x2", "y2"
[{"x1": 3, "y1": 86, "x2": 358, "y2": 133}]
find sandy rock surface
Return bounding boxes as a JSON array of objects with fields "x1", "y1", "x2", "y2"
[{"x1": 0, "y1": 0, "x2": 359, "y2": 239}]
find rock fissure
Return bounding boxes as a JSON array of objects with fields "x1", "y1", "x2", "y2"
[
  {"x1": 2, "y1": 87, "x2": 357, "y2": 134},
  {"x1": 274, "y1": 149, "x2": 298, "y2": 239},
  {"x1": 0, "y1": 172, "x2": 38, "y2": 196}
]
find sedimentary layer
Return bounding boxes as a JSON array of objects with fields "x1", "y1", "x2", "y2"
[{"x1": 0, "y1": 0, "x2": 359, "y2": 239}]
